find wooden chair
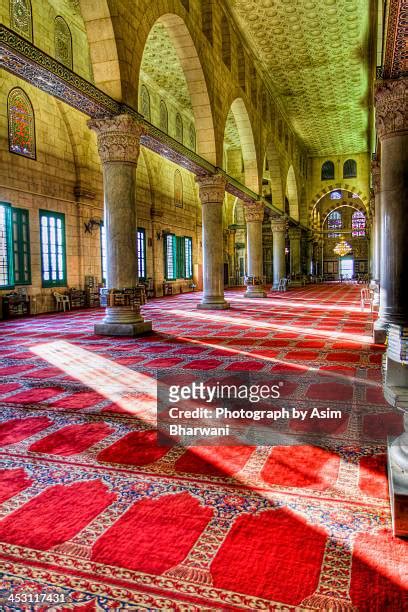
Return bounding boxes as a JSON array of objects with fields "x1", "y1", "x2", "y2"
[
  {"x1": 53, "y1": 291, "x2": 70, "y2": 312},
  {"x1": 360, "y1": 287, "x2": 373, "y2": 313}
]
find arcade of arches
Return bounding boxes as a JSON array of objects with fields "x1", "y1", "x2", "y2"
[{"x1": 0, "y1": 0, "x2": 407, "y2": 608}]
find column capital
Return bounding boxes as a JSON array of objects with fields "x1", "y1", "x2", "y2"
[
  {"x1": 244, "y1": 201, "x2": 265, "y2": 223},
  {"x1": 195, "y1": 172, "x2": 227, "y2": 204},
  {"x1": 88, "y1": 114, "x2": 144, "y2": 164},
  {"x1": 271, "y1": 216, "x2": 287, "y2": 233},
  {"x1": 288, "y1": 226, "x2": 302, "y2": 240},
  {"x1": 371, "y1": 159, "x2": 381, "y2": 193},
  {"x1": 375, "y1": 78, "x2": 408, "y2": 141}
]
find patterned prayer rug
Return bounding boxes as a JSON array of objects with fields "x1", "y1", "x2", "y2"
[{"x1": 0, "y1": 284, "x2": 407, "y2": 610}]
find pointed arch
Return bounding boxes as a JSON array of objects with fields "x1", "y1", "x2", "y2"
[
  {"x1": 140, "y1": 84, "x2": 151, "y2": 121},
  {"x1": 8, "y1": 88, "x2": 36, "y2": 159},
  {"x1": 286, "y1": 165, "x2": 299, "y2": 220},
  {"x1": 221, "y1": 13, "x2": 231, "y2": 69},
  {"x1": 264, "y1": 142, "x2": 283, "y2": 211},
  {"x1": 10, "y1": 0, "x2": 33, "y2": 41},
  {"x1": 159, "y1": 100, "x2": 168, "y2": 133},
  {"x1": 175, "y1": 113, "x2": 183, "y2": 143},
  {"x1": 225, "y1": 98, "x2": 258, "y2": 192},
  {"x1": 138, "y1": 13, "x2": 216, "y2": 164}
]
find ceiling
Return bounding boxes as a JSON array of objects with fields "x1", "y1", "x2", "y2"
[{"x1": 229, "y1": 0, "x2": 372, "y2": 156}]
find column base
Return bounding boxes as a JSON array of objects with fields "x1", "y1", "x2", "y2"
[
  {"x1": 94, "y1": 320, "x2": 152, "y2": 336},
  {"x1": 244, "y1": 286, "x2": 267, "y2": 298},
  {"x1": 388, "y1": 434, "x2": 408, "y2": 536},
  {"x1": 197, "y1": 299, "x2": 230, "y2": 310},
  {"x1": 373, "y1": 318, "x2": 388, "y2": 344}
]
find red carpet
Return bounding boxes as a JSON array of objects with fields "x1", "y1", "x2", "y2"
[{"x1": 0, "y1": 284, "x2": 406, "y2": 610}]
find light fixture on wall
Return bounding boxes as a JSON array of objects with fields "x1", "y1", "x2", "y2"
[
  {"x1": 156, "y1": 230, "x2": 163, "y2": 241},
  {"x1": 333, "y1": 240, "x2": 352, "y2": 257},
  {"x1": 84, "y1": 218, "x2": 103, "y2": 234}
]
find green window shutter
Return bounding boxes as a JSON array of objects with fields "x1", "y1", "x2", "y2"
[
  {"x1": 164, "y1": 233, "x2": 176, "y2": 280},
  {"x1": 176, "y1": 235, "x2": 185, "y2": 279},
  {"x1": 0, "y1": 202, "x2": 14, "y2": 289},
  {"x1": 12, "y1": 208, "x2": 31, "y2": 285},
  {"x1": 184, "y1": 237, "x2": 192, "y2": 279},
  {"x1": 39, "y1": 210, "x2": 67, "y2": 288}
]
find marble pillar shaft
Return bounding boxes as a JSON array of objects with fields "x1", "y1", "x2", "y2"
[
  {"x1": 244, "y1": 202, "x2": 266, "y2": 297},
  {"x1": 288, "y1": 228, "x2": 302, "y2": 277},
  {"x1": 196, "y1": 174, "x2": 230, "y2": 309},
  {"x1": 271, "y1": 218, "x2": 287, "y2": 289}
]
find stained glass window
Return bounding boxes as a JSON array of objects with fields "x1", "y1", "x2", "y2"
[
  {"x1": 10, "y1": 0, "x2": 33, "y2": 41},
  {"x1": 55, "y1": 16, "x2": 73, "y2": 69},
  {"x1": 352, "y1": 211, "x2": 366, "y2": 237},
  {"x1": 327, "y1": 211, "x2": 342, "y2": 238},
  {"x1": 137, "y1": 228, "x2": 146, "y2": 280},
  {"x1": 12, "y1": 207, "x2": 31, "y2": 284},
  {"x1": 8, "y1": 88, "x2": 36, "y2": 159},
  {"x1": 189, "y1": 124, "x2": 196, "y2": 151},
  {"x1": 175, "y1": 113, "x2": 183, "y2": 143},
  {"x1": 174, "y1": 170, "x2": 183, "y2": 208},
  {"x1": 160, "y1": 100, "x2": 168, "y2": 133},
  {"x1": 343, "y1": 159, "x2": 357, "y2": 179},
  {"x1": 140, "y1": 85, "x2": 151, "y2": 121},
  {"x1": 321, "y1": 161, "x2": 334, "y2": 180},
  {"x1": 330, "y1": 190, "x2": 342, "y2": 200},
  {"x1": 40, "y1": 210, "x2": 67, "y2": 287},
  {"x1": 0, "y1": 203, "x2": 13, "y2": 288}
]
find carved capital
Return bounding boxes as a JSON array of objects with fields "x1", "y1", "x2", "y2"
[
  {"x1": 375, "y1": 78, "x2": 408, "y2": 140},
  {"x1": 371, "y1": 159, "x2": 381, "y2": 194},
  {"x1": 288, "y1": 227, "x2": 302, "y2": 241},
  {"x1": 88, "y1": 114, "x2": 144, "y2": 164},
  {"x1": 195, "y1": 173, "x2": 227, "y2": 204},
  {"x1": 244, "y1": 201, "x2": 265, "y2": 223},
  {"x1": 271, "y1": 216, "x2": 287, "y2": 233}
]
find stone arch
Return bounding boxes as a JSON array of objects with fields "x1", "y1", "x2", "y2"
[
  {"x1": 309, "y1": 185, "x2": 369, "y2": 225},
  {"x1": 224, "y1": 98, "x2": 258, "y2": 192},
  {"x1": 221, "y1": 13, "x2": 231, "y2": 69},
  {"x1": 78, "y1": 0, "x2": 123, "y2": 101},
  {"x1": 264, "y1": 141, "x2": 284, "y2": 210},
  {"x1": 138, "y1": 13, "x2": 216, "y2": 164},
  {"x1": 322, "y1": 201, "x2": 366, "y2": 227},
  {"x1": 285, "y1": 165, "x2": 299, "y2": 221}
]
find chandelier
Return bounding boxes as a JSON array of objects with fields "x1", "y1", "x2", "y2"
[{"x1": 333, "y1": 240, "x2": 352, "y2": 257}]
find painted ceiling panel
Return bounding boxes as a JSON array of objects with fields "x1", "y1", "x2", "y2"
[{"x1": 230, "y1": 0, "x2": 371, "y2": 156}]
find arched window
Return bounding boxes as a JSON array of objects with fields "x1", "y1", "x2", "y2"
[
  {"x1": 55, "y1": 16, "x2": 73, "y2": 69},
  {"x1": 321, "y1": 160, "x2": 335, "y2": 180},
  {"x1": 159, "y1": 100, "x2": 168, "y2": 133},
  {"x1": 327, "y1": 210, "x2": 342, "y2": 237},
  {"x1": 140, "y1": 85, "x2": 151, "y2": 122},
  {"x1": 352, "y1": 210, "x2": 366, "y2": 237},
  {"x1": 201, "y1": 0, "x2": 213, "y2": 44},
  {"x1": 175, "y1": 113, "x2": 183, "y2": 143},
  {"x1": 237, "y1": 42, "x2": 246, "y2": 91},
  {"x1": 221, "y1": 14, "x2": 231, "y2": 69},
  {"x1": 330, "y1": 190, "x2": 342, "y2": 200},
  {"x1": 8, "y1": 88, "x2": 36, "y2": 159},
  {"x1": 343, "y1": 159, "x2": 357, "y2": 178},
  {"x1": 189, "y1": 124, "x2": 196, "y2": 151},
  {"x1": 174, "y1": 170, "x2": 183, "y2": 208},
  {"x1": 10, "y1": 0, "x2": 33, "y2": 41}
]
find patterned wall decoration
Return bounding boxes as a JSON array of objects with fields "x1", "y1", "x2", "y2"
[
  {"x1": 9, "y1": 0, "x2": 33, "y2": 41},
  {"x1": 55, "y1": 16, "x2": 72, "y2": 70},
  {"x1": 188, "y1": 124, "x2": 196, "y2": 151},
  {"x1": 160, "y1": 100, "x2": 168, "y2": 133},
  {"x1": 383, "y1": 0, "x2": 408, "y2": 78},
  {"x1": 230, "y1": 0, "x2": 370, "y2": 155},
  {"x1": 140, "y1": 85, "x2": 151, "y2": 121},
  {"x1": 175, "y1": 113, "x2": 183, "y2": 143},
  {"x1": 7, "y1": 87, "x2": 36, "y2": 159}
]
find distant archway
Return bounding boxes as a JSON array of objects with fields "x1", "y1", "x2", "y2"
[{"x1": 223, "y1": 98, "x2": 258, "y2": 192}]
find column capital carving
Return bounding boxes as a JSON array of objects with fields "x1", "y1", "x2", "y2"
[
  {"x1": 88, "y1": 114, "x2": 144, "y2": 164},
  {"x1": 244, "y1": 201, "x2": 265, "y2": 223},
  {"x1": 371, "y1": 159, "x2": 381, "y2": 193},
  {"x1": 375, "y1": 78, "x2": 408, "y2": 140},
  {"x1": 271, "y1": 216, "x2": 287, "y2": 233},
  {"x1": 195, "y1": 173, "x2": 227, "y2": 204},
  {"x1": 288, "y1": 227, "x2": 302, "y2": 240}
]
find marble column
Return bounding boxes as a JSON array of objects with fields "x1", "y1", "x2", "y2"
[
  {"x1": 196, "y1": 173, "x2": 230, "y2": 309},
  {"x1": 375, "y1": 78, "x2": 408, "y2": 536},
  {"x1": 271, "y1": 217, "x2": 287, "y2": 289},
  {"x1": 288, "y1": 227, "x2": 302, "y2": 284},
  {"x1": 244, "y1": 201, "x2": 266, "y2": 297},
  {"x1": 227, "y1": 227, "x2": 236, "y2": 286},
  {"x1": 88, "y1": 114, "x2": 152, "y2": 335}
]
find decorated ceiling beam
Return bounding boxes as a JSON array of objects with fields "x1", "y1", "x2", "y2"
[
  {"x1": 382, "y1": 0, "x2": 408, "y2": 79},
  {"x1": 0, "y1": 24, "x2": 300, "y2": 223}
]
